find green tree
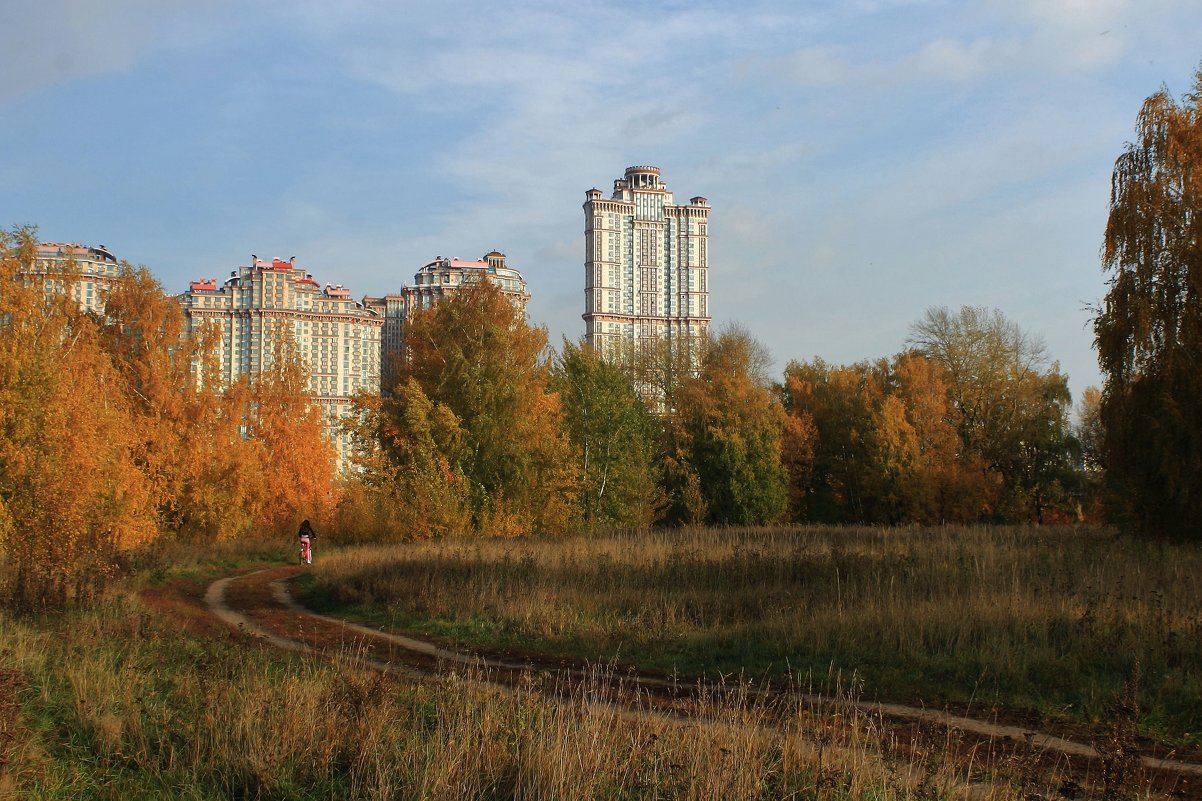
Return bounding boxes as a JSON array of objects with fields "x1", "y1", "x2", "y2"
[
  {"x1": 669, "y1": 326, "x2": 788, "y2": 526},
  {"x1": 339, "y1": 380, "x2": 472, "y2": 541},
  {"x1": 1095, "y1": 68, "x2": 1202, "y2": 536},
  {"x1": 780, "y1": 358, "x2": 884, "y2": 523},
  {"x1": 393, "y1": 281, "x2": 577, "y2": 536},
  {"x1": 550, "y1": 340, "x2": 663, "y2": 529}
]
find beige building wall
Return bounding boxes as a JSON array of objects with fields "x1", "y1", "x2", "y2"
[
  {"x1": 583, "y1": 166, "x2": 710, "y2": 372},
  {"x1": 27, "y1": 243, "x2": 122, "y2": 312},
  {"x1": 179, "y1": 256, "x2": 382, "y2": 468}
]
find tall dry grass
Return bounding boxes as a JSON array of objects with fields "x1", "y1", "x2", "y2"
[
  {"x1": 309, "y1": 525, "x2": 1202, "y2": 745},
  {"x1": 0, "y1": 583, "x2": 1047, "y2": 800}
]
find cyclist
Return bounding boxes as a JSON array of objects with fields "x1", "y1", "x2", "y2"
[{"x1": 297, "y1": 519, "x2": 316, "y2": 565}]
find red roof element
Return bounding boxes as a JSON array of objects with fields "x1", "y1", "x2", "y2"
[
  {"x1": 297, "y1": 277, "x2": 319, "y2": 286},
  {"x1": 252, "y1": 257, "x2": 294, "y2": 270},
  {"x1": 190, "y1": 279, "x2": 217, "y2": 291}
]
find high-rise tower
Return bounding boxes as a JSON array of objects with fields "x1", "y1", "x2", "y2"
[{"x1": 583, "y1": 166, "x2": 710, "y2": 369}]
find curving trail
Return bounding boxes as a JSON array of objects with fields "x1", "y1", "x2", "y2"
[{"x1": 204, "y1": 566, "x2": 1202, "y2": 781}]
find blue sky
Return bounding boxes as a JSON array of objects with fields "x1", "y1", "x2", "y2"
[{"x1": 3, "y1": 0, "x2": 1201, "y2": 401}]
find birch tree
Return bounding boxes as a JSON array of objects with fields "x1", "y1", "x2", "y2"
[{"x1": 1096, "y1": 68, "x2": 1202, "y2": 536}]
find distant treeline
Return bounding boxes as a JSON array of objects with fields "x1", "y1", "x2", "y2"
[
  {"x1": 0, "y1": 218, "x2": 1121, "y2": 606},
  {"x1": 1, "y1": 221, "x2": 1100, "y2": 608},
  {"x1": 338, "y1": 281, "x2": 1097, "y2": 544}
]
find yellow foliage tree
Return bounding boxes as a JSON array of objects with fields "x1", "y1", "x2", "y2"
[
  {"x1": 0, "y1": 226, "x2": 156, "y2": 606},
  {"x1": 665, "y1": 326, "x2": 789, "y2": 526},
  {"x1": 246, "y1": 333, "x2": 339, "y2": 537}
]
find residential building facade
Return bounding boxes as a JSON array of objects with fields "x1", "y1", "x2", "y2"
[
  {"x1": 364, "y1": 251, "x2": 529, "y2": 392},
  {"x1": 583, "y1": 166, "x2": 711, "y2": 367},
  {"x1": 27, "y1": 242, "x2": 122, "y2": 312},
  {"x1": 178, "y1": 256, "x2": 382, "y2": 466}
]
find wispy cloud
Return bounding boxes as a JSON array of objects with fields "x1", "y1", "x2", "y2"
[
  {"x1": 0, "y1": 0, "x2": 236, "y2": 102},
  {"x1": 5, "y1": 0, "x2": 1202, "y2": 399}
]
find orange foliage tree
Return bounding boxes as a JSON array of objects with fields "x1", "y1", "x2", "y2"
[
  {"x1": 781, "y1": 358, "x2": 885, "y2": 522},
  {"x1": 1096, "y1": 68, "x2": 1202, "y2": 536},
  {"x1": 782, "y1": 353, "x2": 996, "y2": 524},
  {"x1": 909, "y1": 306, "x2": 1078, "y2": 522},
  {"x1": 98, "y1": 263, "x2": 221, "y2": 535},
  {"x1": 0, "y1": 226, "x2": 156, "y2": 606},
  {"x1": 245, "y1": 332, "x2": 340, "y2": 536}
]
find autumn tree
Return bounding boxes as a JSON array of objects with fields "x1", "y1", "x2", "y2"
[
  {"x1": 1072, "y1": 386, "x2": 1105, "y2": 521},
  {"x1": 391, "y1": 281, "x2": 577, "y2": 536},
  {"x1": 1095, "y1": 68, "x2": 1202, "y2": 536},
  {"x1": 1075, "y1": 386, "x2": 1104, "y2": 477},
  {"x1": 338, "y1": 380, "x2": 473, "y2": 541},
  {"x1": 173, "y1": 373, "x2": 270, "y2": 541},
  {"x1": 776, "y1": 373, "x2": 817, "y2": 521},
  {"x1": 781, "y1": 358, "x2": 885, "y2": 522},
  {"x1": 96, "y1": 263, "x2": 216, "y2": 534},
  {"x1": 0, "y1": 226, "x2": 156, "y2": 606},
  {"x1": 908, "y1": 306, "x2": 1077, "y2": 521},
  {"x1": 550, "y1": 340, "x2": 663, "y2": 529},
  {"x1": 872, "y1": 352, "x2": 990, "y2": 523},
  {"x1": 782, "y1": 348, "x2": 1037, "y2": 525},
  {"x1": 666, "y1": 326, "x2": 789, "y2": 526},
  {"x1": 246, "y1": 330, "x2": 340, "y2": 536}
]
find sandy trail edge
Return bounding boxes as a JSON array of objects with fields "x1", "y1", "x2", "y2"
[{"x1": 205, "y1": 569, "x2": 1202, "y2": 778}]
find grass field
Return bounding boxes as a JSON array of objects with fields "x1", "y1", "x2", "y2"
[
  {"x1": 305, "y1": 525, "x2": 1202, "y2": 747},
  {"x1": 0, "y1": 544, "x2": 1037, "y2": 800}
]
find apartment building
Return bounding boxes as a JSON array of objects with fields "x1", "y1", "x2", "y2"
[
  {"x1": 26, "y1": 242, "x2": 122, "y2": 312},
  {"x1": 364, "y1": 251, "x2": 529, "y2": 392},
  {"x1": 179, "y1": 256, "x2": 382, "y2": 466},
  {"x1": 583, "y1": 166, "x2": 711, "y2": 369}
]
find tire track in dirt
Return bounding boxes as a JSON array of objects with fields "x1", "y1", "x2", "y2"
[{"x1": 205, "y1": 566, "x2": 1202, "y2": 781}]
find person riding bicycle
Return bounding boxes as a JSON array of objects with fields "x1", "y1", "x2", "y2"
[{"x1": 298, "y1": 519, "x2": 316, "y2": 565}]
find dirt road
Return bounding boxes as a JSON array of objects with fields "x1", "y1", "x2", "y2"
[{"x1": 201, "y1": 564, "x2": 1202, "y2": 789}]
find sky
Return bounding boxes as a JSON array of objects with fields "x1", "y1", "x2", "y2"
[{"x1": 3, "y1": 0, "x2": 1201, "y2": 401}]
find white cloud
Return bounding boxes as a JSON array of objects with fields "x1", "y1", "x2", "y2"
[
  {"x1": 770, "y1": 37, "x2": 1022, "y2": 90},
  {"x1": 0, "y1": 0, "x2": 233, "y2": 102},
  {"x1": 757, "y1": 0, "x2": 1202, "y2": 92}
]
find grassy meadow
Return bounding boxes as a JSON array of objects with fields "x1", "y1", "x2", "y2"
[
  {"x1": 0, "y1": 546, "x2": 1034, "y2": 801},
  {"x1": 1, "y1": 529, "x2": 1198, "y2": 799},
  {"x1": 306, "y1": 525, "x2": 1202, "y2": 747}
]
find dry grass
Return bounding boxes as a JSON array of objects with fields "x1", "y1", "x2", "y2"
[
  {"x1": 0, "y1": 582, "x2": 1056, "y2": 800},
  {"x1": 309, "y1": 525, "x2": 1202, "y2": 745}
]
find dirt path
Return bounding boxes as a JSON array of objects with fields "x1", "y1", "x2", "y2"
[{"x1": 203, "y1": 565, "x2": 1202, "y2": 783}]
